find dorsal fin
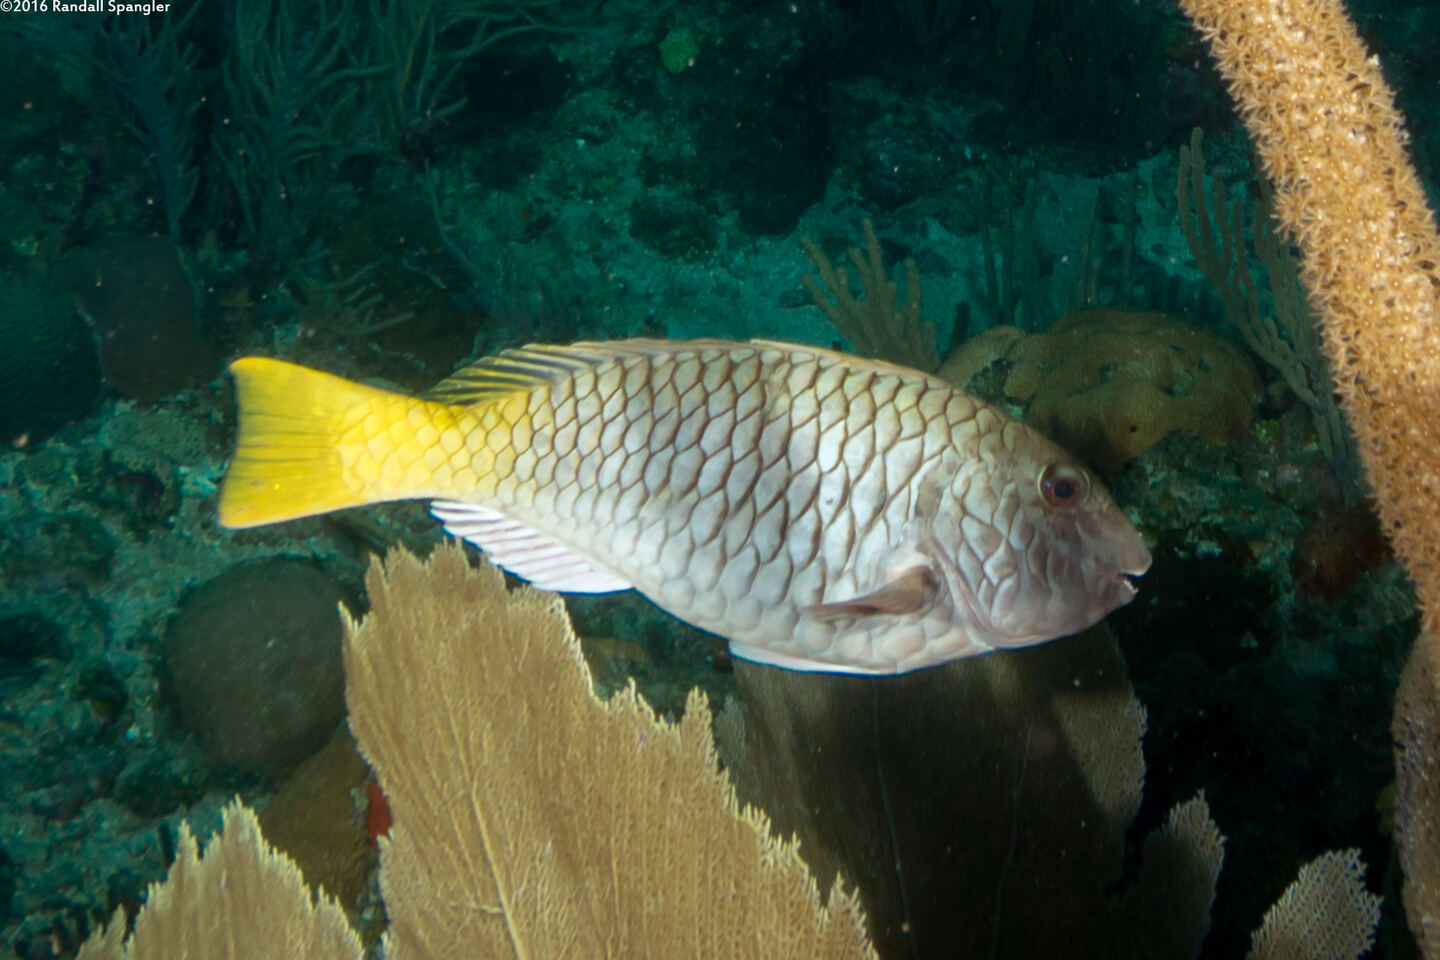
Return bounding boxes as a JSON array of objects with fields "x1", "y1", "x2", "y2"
[
  {"x1": 423, "y1": 337, "x2": 941, "y2": 409},
  {"x1": 423, "y1": 339, "x2": 694, "y2": 406},
  {"x1": 425, "y1": 343, "x2": 607, "y2": 406},
  {"x1": 747, "y1": 338, "x2": 935, "y2": 379}
]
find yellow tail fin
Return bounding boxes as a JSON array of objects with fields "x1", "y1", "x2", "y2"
[{"x1": 218, "y1": 358, "x2": 480, "y2": 529}]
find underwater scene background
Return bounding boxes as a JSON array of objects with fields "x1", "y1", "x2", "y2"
[{"x1": 0, "y1": 0, "x2": 1436, "y2": 956}]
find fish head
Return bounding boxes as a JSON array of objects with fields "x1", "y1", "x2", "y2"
[{"x1": 930, "y1": 422, "x2": 1152, "y2": 650}]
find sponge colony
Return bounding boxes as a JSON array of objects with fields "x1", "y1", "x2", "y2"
[{"x1": 165, "y1": 558, "x2": 351, "y2": 778}]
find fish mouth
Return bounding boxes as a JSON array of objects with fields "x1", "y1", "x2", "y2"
[
  {"x1": 1110, "y1": 536, "x2": 1152, "y2": 601},
  {"x1": 1114, "y1": 568, "x2": 1145, "y2": 599}
]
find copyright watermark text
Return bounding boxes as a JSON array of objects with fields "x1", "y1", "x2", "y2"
[{"x1": 0, "y1": 0, "x2": 172, "y2": 12}]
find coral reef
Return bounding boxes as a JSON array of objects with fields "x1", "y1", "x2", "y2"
[
  {"x1": 1248, "y1": 849, "x2": 1380, "y2": 959},
  {"x1": 63, "y1": 548, "x2": 1386, "y2": 960},
  {"x1": 346, "y1": 545, "x2": 874, "y2": 958},
  {"x1": 1392, "y1": 647, "x2": 1439, "y2": 956},
  {"x1": 1179, "y1": 0, "x2": 1440, "y2": 643},
  {"x1": 256, "y1": 731, "x2": 377, "y2": 935},
  {"x1": 73, "y1": 546, "x2": 877, "y2": 959},
  {"x1": 74, "y1": 805, "x2": 363, "y2": 960},
  {"x1": 90, "y1": 8, "x2": 202, "y2": 243},
  {"x1": 942, "y1": 308, "x2": 1259, "y2": 470},
  {"x1": 1291, "y1": 503, "x2": 1391, "y2": 604},
  {"x1": 720, "y1": 627, "x2": 1223, "y2": 959},
  {"x1": 0, "y1": 0, "x2": 1424, "y2": 951},
  {"x1": 801, "y1": 219, "x2": 938, "y2": 372},
  {"x1": 57, "y1": 236, "x2": 214, "y2": 405},
  {"x1": 0, "y1": 282, "x2": 101, "y2": 448},
  {"x1": 1177, "y1": 0, "x2": 1440, "y2": 952},
  {"x1": 163, "y1": 559, "x2": 350, "y2": 778}
]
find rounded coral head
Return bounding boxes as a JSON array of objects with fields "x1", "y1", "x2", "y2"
[{"x1": 1003, "y1": 309, "x2": 1260, "y2": 470}]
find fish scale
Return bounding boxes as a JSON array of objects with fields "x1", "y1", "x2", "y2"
[
  {"x1": 473, "y1": 345, "x2": 975, "y2": 667},
  {"x1": 218, "y1": 338, "x2": 1150, "y2": 674}
]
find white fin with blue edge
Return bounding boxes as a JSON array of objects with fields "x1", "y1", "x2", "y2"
[{"x1": 430, "y1": 500, "x2": 632, "y2": 593}]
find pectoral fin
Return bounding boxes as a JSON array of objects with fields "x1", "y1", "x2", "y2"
[{"x1": 803, "y1": 565, "x2": 938, "y2": 622}]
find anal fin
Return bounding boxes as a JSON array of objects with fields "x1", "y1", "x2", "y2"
[
  {"x1": 729, "y1": 640, "x2": 892, "y2": 675},
  {"x1": 430, "y1": 500, "x2": 632, "y2": 593}
]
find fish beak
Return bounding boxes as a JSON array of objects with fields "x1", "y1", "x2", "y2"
[
  {"x1": 1112, "y1": 538, "x2": 1152, "y2": 599},
  {"x1": 1105, "y1": 532, "x2": 1152, "y2": 601}
]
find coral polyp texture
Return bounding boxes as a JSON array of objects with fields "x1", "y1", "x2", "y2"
[
  {"x1": 942, "y1": 308, "x2": 1259, "y2": 470},
  {"x1": 1181, "y1": 0, "x2": 1440, "y2": 643}
]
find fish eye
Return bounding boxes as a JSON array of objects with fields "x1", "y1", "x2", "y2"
[{"x1": 1039, "y1": 462, "x2": 1089, "y2": 509}]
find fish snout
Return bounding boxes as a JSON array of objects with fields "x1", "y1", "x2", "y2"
[
  {"x1": 1113, "y1": 532, "x2": 1152, "y2": 596},
  {"x1": 1085, "y1": 518, "x2": 1149, "y2": 622}
]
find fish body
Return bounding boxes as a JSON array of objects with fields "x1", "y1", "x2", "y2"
[{"x1": 219, "y1": 339, "x2": 1150, "y2": 674}]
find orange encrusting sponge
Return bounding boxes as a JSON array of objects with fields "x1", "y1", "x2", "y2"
[{"x1": 217, "y1": 357, "x2": 490, "y2": 529}]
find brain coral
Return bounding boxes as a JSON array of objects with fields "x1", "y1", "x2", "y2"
[{"x1": 944, "y1": 308, "x2": 1260, "y2": 470}]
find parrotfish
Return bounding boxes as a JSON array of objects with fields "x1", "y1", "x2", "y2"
[{"x1": 218, "y1": 339, "x2": 1150, "y2": 674}]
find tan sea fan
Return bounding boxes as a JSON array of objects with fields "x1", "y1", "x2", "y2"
[
  {"x1": 75, "y1": 544, "x2": 876, "y2": 959},
  {"x1": 346, "y1": 543, "x2": 876, "y2": 959}
]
